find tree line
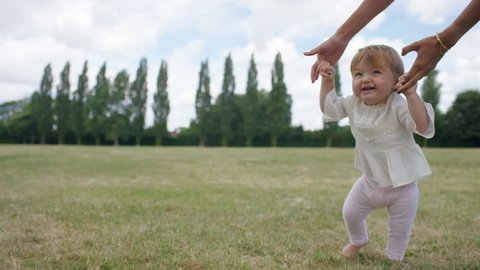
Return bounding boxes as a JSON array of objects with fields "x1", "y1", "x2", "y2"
[{"x1": 0, "y1": 53, "x2": 479, "y2": 147}]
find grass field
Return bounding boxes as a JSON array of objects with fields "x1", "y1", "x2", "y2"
[{"x1": 0, "y1": 146, "x2": 479, "y2": 269}]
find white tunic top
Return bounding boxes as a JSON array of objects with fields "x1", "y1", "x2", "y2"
[{"x1": 323, "y1": 90, "x2": 435, "y2": 187}]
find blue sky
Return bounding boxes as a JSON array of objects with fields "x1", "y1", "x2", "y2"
[{"x1": 1, "y1": 0, "x2": 478, "y2": 131}]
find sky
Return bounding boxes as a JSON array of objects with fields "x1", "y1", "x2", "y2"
[{"x1": 1, "y1": 0, "x2": 479, "y2": 131}]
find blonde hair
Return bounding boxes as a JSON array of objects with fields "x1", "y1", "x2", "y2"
[{"x1": 350, "y1": 45, "x2": 404, "y2": 81}]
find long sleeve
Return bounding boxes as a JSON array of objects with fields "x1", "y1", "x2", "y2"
[{"x1": 323, "y1": 90, "x2": 351, "y2": 122}]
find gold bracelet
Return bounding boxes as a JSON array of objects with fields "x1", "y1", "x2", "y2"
[{"x1": 435, "y1": 33, "x2": 449, "y2": 54}]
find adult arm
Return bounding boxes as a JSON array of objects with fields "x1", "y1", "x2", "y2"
[
  {"x1": 304, "y1": 0, "x2": 394, "y2": 83},
  {"x1": 399, "y1": 0, "x2": 480, "y2": 92}
]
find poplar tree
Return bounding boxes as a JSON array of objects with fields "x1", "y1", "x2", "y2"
[
  {"x1": 195, "y1": 60, "x2": 212, "y2": 146},
  {"x1": 109, "y1": 70, "x2": 129, "y2": 146},
  {"x1": 268, "y1": 52, "x2": 292, "y2": 147},
  {"x1": 152, "y1": 60, "x2": 170, "y2": 146},
  {"x1": 421, "y1": 70, "x2": 441, "y2": 111},
  {"x1": 72, "y1": 61, "x2": 88, "y2": 144},
  {"x1": 129, "y1": 58, "x2": 148, "y2": 145},
  {"x1": 55, "y1": 62, "x2": 71, "y2": 144},
  {"x1": 31, "y1": 64, "x2": 53, "y2": 144},
  {"x1": 324, "y1": 64, "x2": 342, "y2": 147},
  {"x1": 243, "y1": 53, "x2": 259, "y2": 147},
  {"x1": 421, "y1": 69, "x2": 442, "y2": 146},
  {"x1": 218, "y1": 53, "x2": 236, "y2": 146},
  {"x1": 88, "y1": 62, "x2": 110, "y2": 145}
]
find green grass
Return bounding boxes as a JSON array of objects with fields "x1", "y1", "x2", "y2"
[{"x1": 0, "y1": 146, "x2": 479, "y2": 269}]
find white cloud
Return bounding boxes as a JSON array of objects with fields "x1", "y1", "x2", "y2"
[
  {"x1": 236, "y1": 0, "x2": 361, "y2": 48},
  {"x1": 402, "y1": 0, "x2": 470, "y2": 25},
  {"x1": 0, "y1": 36, "x2": 90, "y2": 96}
]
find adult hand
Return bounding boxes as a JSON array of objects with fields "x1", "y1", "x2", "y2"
[
  {"x1": 398, "y1": 35, "x2": 445, "y2": 92},
  {"x1": 304, "y1": 35, "x2": 349, "y2": 83}
]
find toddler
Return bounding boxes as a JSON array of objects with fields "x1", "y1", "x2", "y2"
[{"x1": 317, "y1": 45, "x2": 435, "y2": 261}]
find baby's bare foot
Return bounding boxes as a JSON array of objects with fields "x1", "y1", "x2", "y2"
[{"x1": 341, "y1": 243, "x2": 366, "y2": 257}]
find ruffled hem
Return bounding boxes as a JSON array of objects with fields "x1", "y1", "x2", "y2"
[{"x1": 355, "y1": 144, "x2": 431, "y2": 187}]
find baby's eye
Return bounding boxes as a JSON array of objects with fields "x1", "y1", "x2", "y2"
[
  {"x1": 372, "y1": 70, "x2": 382, "y2": 75},
  {"x1": 354, "y1": 72, "x2": 362, "y2": 77}
]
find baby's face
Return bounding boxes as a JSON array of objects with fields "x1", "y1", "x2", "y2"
[{"x1": 351, "y1": 59, "x2": 395, "y2": 105}]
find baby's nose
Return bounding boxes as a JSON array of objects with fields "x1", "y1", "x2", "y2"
[{"x1": 361, "y1": 75, "x2": 373, "y2": 83}]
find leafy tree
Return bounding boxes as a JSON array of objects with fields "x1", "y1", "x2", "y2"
[
  {"x1": 218, "y1": 53, "x2": 236, "y2": 146},
  {"x1": 420, "y1": 70, "x2": 442, "y2": 146},
  {"x1": 128, "y1": 58, "x2": 148, "y2": 145},
  {"x1": 31, "y1": 64, "x2": 54, "y2": 144},
  {"x1": 71, "y1": 61, "x2": 88, "y2": 144},
  {"x1": 7, "y1": 103, "x2": 36, "y2": 144},
  {"x1": 243, "y1": 53, "x2": 259, "y2": 147},
  {"x1": 55, "y1": 62, "x2": 71, "y2": 144},
  {"x1": 87, "y1": 62, "x2": 110, "y2": 145},
  {"x1": 109, "y1": 70, "x2": 130, "y2": 146},
  {"x1": 443, "y1": 90, "x2": 480, "y2": 146},
  {"x1": 268, "y1": 52, "x2": 292, "y2": 146},
  {"x1": 152, "y1": 60, "x2": 170, "y2": 146},
  {"x1": 195, "y1": 60, "x2": 212, "y2": 146},
  {"x1": 324, "y1": 64, "x2": 342, "y2": 147}
]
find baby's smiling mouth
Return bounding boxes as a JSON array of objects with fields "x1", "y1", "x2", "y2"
[{"x1": 361, "y1": 85, "x2": 375, "y2": 91}]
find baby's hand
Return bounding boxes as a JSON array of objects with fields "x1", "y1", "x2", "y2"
[
  {"x1": 396, "y1": 74, "x2": 417, "y2": 97},
  {"x1": 318, "y1": 60, "x2": 334, "y2": 79}
]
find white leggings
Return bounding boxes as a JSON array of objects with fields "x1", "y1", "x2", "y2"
[{"x1": 342, "y1": 175, "x2": 419, "y2": 261}]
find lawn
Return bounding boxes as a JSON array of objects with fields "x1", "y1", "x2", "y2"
[{"x1": 0, "y1": 146, "x2": 479, "y2": 269}]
